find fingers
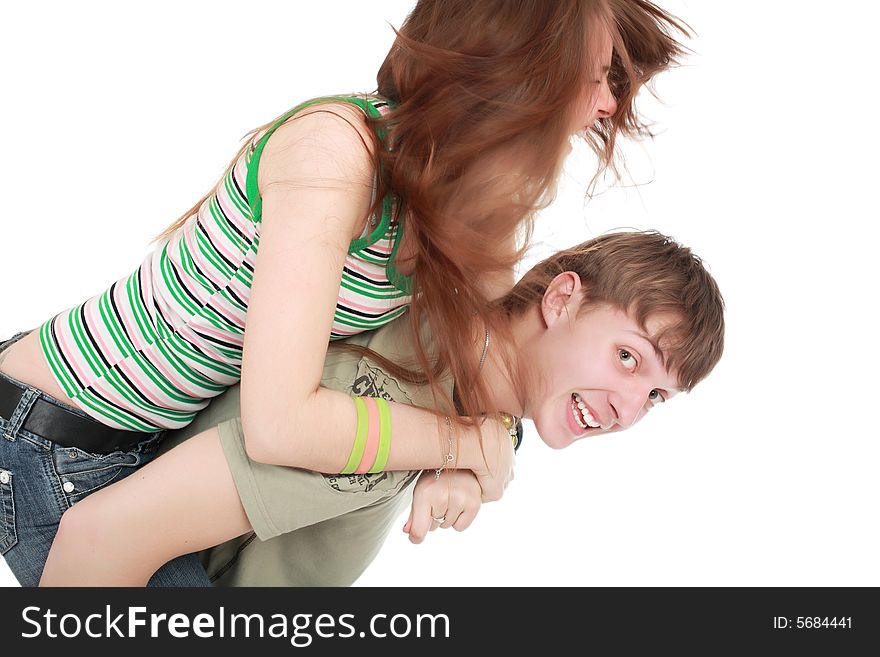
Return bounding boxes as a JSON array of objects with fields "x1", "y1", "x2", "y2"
[
  {"x1": 451, "y1": 503, "x2": 479, "y2": 532},
  {"x1": 407, "y1": 511, "x2": 430, "y2": 545},
  {"x1": 447, "y1": 483, "x2": 481, "y2": 531},
  {"x1": 478, "y1": 455, "x2": 515, "y2": 502},
  {"x1": 477, "y1": 474, "x2": 502, "y2": 503},
  {"x1": 436, "y1": 483, "x2": 481, "y2": 532},
  {"x1": 409, "y1": 511, "x2": 446, "y2": 544},
  {"x1": 405, "y1": 470, "x2": 485, "y2": 543},
  {"x1": 406, "y1": 494, "x2": 447, "y2": 545}
]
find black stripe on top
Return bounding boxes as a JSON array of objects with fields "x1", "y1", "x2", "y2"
[{"x1": 343, "y1": 266, "x2": 396, "y2": 288}]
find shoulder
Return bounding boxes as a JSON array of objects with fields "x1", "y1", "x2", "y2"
[{"x1": 258, "y1": 101, "x2": 378, "y2": 187}]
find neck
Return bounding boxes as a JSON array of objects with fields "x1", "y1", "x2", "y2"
[{"x1": 469, "y1": 314, "x2": 527, "y2": 418}]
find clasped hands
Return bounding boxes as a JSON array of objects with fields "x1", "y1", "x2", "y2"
[{"x1": 404, "y1": 417, "x2": 515, "y2": 543}]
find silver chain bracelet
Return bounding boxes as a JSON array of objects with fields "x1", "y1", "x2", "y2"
[{"x1": 435, "y1": 416, "x2": 454, "y2": 479}]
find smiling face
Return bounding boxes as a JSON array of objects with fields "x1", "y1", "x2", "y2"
[{"x1": 523, "y1": 273, "x2": 681, "y2": 450}]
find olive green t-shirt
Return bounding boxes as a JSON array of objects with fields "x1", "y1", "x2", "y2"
[{"x1": 161, "y1": 313, "x2": 452, "y2": 586}]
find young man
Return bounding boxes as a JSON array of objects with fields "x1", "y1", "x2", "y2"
[{"x1": 39, "y1": 230, "x2": 725, "y2": 586}]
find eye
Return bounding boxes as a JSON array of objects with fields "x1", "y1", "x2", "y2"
[
  {"x1": 618, "y1": 348, "x2": 637, "y2": 371},
  {"x1": 647, "y1": 389, "x2": 666, "y2": 407}
]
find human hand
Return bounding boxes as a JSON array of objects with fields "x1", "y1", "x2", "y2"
[
  {"x1": 403, "y1": 469, "x2": 482, "y2": 544},
  {"x1": 471, "y1": 417, "x2": 515, "y2": 503}
]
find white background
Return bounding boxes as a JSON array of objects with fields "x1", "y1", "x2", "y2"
[{"x1": 1, "y1": 0, "x2": 877, "y2": 587}]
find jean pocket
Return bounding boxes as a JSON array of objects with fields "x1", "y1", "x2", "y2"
[
  {"x1": 0, "y1": 468, "x2": 17, "y2": 554},
  {"x1": 53, "y1": 444, "x2": 149, "y2": 504}
]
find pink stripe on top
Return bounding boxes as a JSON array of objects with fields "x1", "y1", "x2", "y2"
[{"x1": 39, "y1": 95, "x2": 412, "y2": 431}]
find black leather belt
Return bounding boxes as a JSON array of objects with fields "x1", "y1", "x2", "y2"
[{"x1": 0, "y1": 376, "x2": 158, "y2": 454}]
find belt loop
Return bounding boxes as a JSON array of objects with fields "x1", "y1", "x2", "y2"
[{"x1": 4, "y1": 388, "x2": 39, "y2": 441}]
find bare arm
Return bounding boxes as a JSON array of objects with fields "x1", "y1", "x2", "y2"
[
  {"x1": 39, "y1": 428, "x2": 489, "y2": 586},
  {"x1": 238, "y1": 105, "x2": 512, "y2": 486},
  {"x1": 40, "y1": 427, "x2": 250, "y2": 586}
]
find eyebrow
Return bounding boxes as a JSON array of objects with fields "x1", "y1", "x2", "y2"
[
  {"x1": 624, "y1": 329, "x2": 682, "y2": 392},
  {"x1": 624, "y1": 329, "x2": 663, "y2": 361}
]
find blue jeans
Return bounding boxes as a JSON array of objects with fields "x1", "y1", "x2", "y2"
[{"x1": 0, "y1": 332, "x2": 211, "y2": 587}]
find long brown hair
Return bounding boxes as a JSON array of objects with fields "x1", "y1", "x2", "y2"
[
  {"x1": 155, "y1": 1, "x2": 690, "y2": 425},
  {"x1": 372, "y1": 0, "x2": 690, "y2": 423}
]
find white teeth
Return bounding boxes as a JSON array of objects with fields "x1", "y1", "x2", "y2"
[
  {"x1": 571, "y1": 402, "x2": 587, "y2": 429},
  {"x1": 572, "y1": 393, "x2": 601, "y2": 429}
]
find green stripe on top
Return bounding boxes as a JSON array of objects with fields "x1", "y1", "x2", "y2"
[
  {"x1": 178, "y1": 230, "x2": 222, "y2": 296},
  {"x1": 151, "y1": 338, "x2": 228, "y2": 392},
  {"x1": 115, "y1": 349, "x2": 203, "y2": 406},
  {"x1": 98, "y1": 294, "x2": 133, "y2": 359},
  {"x1": 166, "y1": 333, "x2": 240, "y2": 379},
  {"x1": 193, "y1": 226, "x2": 234, "y2": 281},
  {"x1": 333, "y1": 306, "x2": 408, "y2": 331},
  {"x1": 223, "y1": 168, "x2": 252, "y2": 220},
  {"x1": 66, "y1": 307, "x2": 105, "y2": 379},
  {"x1": 98, "y1": 366, "x2": 192, "y2": 423},
  {"x1": 39, "y1": 320, "x2": 79, "y2": 397},
  {"x1": 208, "y1": 193, "x2": 246, "y2": 254},
  {"x1": 37, "y1": 95, "x2": 414, "y2": 432},
  {"x1": 73, "y1": 388, "x2": 159, "y2": 432},
  {"x1": 348, "y1": 192, "x2": 393, "y2": 254},
  {"x1": 158, "y1": 249, "x2": 198, "y2": 318},
  {"x1": 339, "y1": 277, "x2": 397, "y2": 301}
]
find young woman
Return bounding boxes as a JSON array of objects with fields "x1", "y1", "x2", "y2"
[
  {"x1": 0, "y1": 1, "x2": 688, "y2": 586},
  {"x1": 39, "y1": 231, "x2": 726, "y2": 587}
]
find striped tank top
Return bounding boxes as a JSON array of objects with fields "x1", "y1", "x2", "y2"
[{"x1": 40, "y1": 96, "x2": 413, "y2": 432}]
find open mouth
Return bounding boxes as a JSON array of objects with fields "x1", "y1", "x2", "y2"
[{"x1": 570, "y1": 393, "x2": 601, "y2": 431}]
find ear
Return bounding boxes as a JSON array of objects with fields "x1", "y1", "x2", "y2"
[{"x1": 540, "y1": 272, "x2": 583, "y2": 329}]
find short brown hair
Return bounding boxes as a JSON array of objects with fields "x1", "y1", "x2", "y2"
[{"x1": 499, "y1": 230, "x2": 725, "y2": 391}]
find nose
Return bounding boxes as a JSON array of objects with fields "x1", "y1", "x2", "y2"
[
  {"x1": 609, "y1": 388, "x2": 650, "y2": 430},
  {"x1": 594, "y1": 81, "x2": 617, "y2": 119}
]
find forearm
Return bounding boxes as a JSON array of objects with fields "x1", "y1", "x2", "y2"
[
  {"x1": 243, "y1": 386, "x2": 489, "y2": 474},
  {"x1": 40, "y1": 429, "x2": 251, "y2": 586}
]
